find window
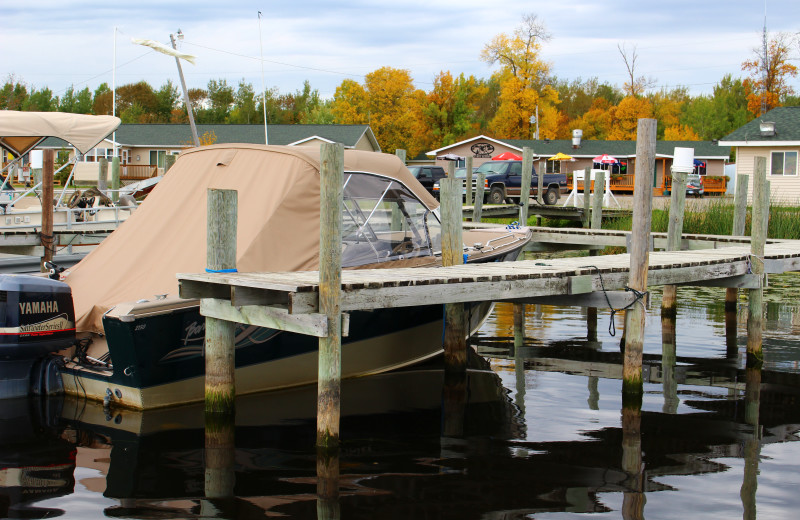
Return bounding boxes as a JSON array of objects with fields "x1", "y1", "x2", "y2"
[
  {"x1": 770, "y1": 151, "x2": 798, "y2": 176},
  {"x1": 149, "y1": 150, "x2": 167, "y2": 168},
  {"x1": 546, "y1": 161, "x2": 561, "y2": 174}
]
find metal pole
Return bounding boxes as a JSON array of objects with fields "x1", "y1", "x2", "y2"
[
  {"x1": 170, "y1": 32, "x2": 200, "y2": 147},
  {"x1": 258, "y1": 11, "x2": 269, "y2": 145}
]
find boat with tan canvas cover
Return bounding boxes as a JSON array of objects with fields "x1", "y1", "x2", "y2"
[{"x1": 3, "y1": 141, "x2": 530, "y2": 409}]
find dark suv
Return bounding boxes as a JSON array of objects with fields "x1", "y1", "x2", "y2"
[
  {"x1": 407, "y1": 165, "x2": 447, "y2": 197},
  {"x1": 475, "y1": 160, "x2": 568, "y2": 205}
]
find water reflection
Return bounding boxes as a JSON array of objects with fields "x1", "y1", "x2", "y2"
[{"x1": 1, "y1": 275, "x2": 800, "y2": 518}]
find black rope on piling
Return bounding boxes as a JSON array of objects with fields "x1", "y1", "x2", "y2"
[{"x1": 580, "y1": 265, "x2": 649, "y2": 337}]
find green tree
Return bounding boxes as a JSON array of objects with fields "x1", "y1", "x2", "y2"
[
  {"x1": 204, "y1": 79, "x2": 234, "y2": 123},
  {"x1": 116, "y1": 81, "x2": 159, "y2": 122},
  {"x1": 58, "y1": 85, "x2": 93, "y2": 113},
  {"x1": 93, "y1": 83, "x2": 112, "y2": 115},
  {"x1": 24, "y1": 87, "x2": 56, "y2": 111},
  {"x1": 1, "y1": 75, "x2": 28, "y2": 110},
  {"x1": 154, "y1": 81, "x2": 180, "y2": 122},
  {"x1": 230, "y1": 79, "x2": 258, "y2": 124}
]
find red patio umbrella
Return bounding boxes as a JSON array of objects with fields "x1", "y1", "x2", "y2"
[
  {"x1": 492, "y1": 152, "x2": 523, "y2": 160},
  {"x1": 592, "y1": 154, "x2": 618, "y2": 164}
]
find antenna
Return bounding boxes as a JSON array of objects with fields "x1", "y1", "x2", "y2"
[{"x1": 258, "y1": 11, "x2": 269, "y2": 145}]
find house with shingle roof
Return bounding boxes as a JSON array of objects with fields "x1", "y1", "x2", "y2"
[
  {"x1": 37, "y1": 124, "x2": 380, "y2": 181},
  {"x1": 718, "y1": 106, "x2": 800, "y2": 204},
  {"x1": 426, "y1": 135, "x2": 730, "y2": 192}
]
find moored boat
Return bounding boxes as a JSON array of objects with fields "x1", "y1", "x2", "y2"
[{"x1": 3, "y1": 143, "x2": 531, "y2": 409}]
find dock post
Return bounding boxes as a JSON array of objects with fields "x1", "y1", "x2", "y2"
[
  {"x1": 473, "y1": 173, "x2": 485, "y2": 222},
  {"x1": 465, "y1": 156, "x2": 474, "y2": 206},
  {"x1": 520, "y1": 147, "x2": 534, "y2": 225},
  {"x1": 395, "y1": 148, "x2": 406, "y2": 164},
  {"x1": 111, "y1": 157, "x2": 120, "y2": 204},
  {"x1": 623, "y1": 118, "x2": 657, "y2": 403},
  {"x1": 727, "y1": 174, "x2": 749, "y2": 312},
  {"x1": 40, "y1": 150, "x2": 55, "y2": 271},
  {"x1": 98, "y1": 157, "x2": 108, "y2": 191},
  {"x1": 317, "y1": 142, "x2": 344, "y2": 450},
  {"x1": 536, "y1": 153, "x2": 544, "y2": 206},
  {"x1": 582, "y1": 166, "x2": 591, "y2": 228},
  {"x1": 661, "y1": 163, "x2": 688, "y2": 319},
  {"x1": 591, "y1": 170, "x2": 605, "y2": 230},
  {"x1": 440, "y1": 177, "x2": 467, "y2": 373},
  {"x1": 205, "y1": 189, "x2": 238, "y2": 415},
  {"x1": 747, "y1": 157, "x2": 767, "y2": 368}
]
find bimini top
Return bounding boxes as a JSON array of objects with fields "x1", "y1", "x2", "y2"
[
  {"x1": 66, "y1": 144, "x2": 440, "y2": 333},
  {"x1": 0, "y1": 111, "x2": 120, "y2": 156}
]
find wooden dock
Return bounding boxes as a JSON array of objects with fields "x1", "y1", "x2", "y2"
[
  {"x1": 463, "y1": 202, "x2": 631, "y2": 221},
  {"x1": 177, "y1": 241, "x2": 800, "y2": 338}
]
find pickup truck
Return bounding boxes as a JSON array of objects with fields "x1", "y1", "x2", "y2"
[{"x1": 475, "y1": 160, "x2": 569, "y2": 205}]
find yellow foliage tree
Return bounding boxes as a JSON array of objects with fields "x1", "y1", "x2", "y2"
[
  {"x1": 742, "y1": 32, "x2": 798, "y2": 116},
  {"x1": 570, "y1": 98, "x2": 613, "y2": 140},
  {"x1": 664, "y1": 125, "x2": 701, "y2": 141},
  {"x1": 607, "y1": 96, "x2": 653, "y2": 140},
  {"x1": 331, "y1": 79, "x2": 369, "y2": 124},
  {"x1": 363, "y1": 67, "x2": 426, "y2": 157},
  {"x1": 481, "y1": 14, "x2": 559, "y2": 139}
]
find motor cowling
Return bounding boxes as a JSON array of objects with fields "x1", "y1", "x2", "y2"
[{"x1": 0, "y1": 274, "x2": 75, "y2": 398}]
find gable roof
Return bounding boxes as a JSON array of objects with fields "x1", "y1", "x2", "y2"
[
  {"x1": 40, "y1": 124, "x2": 380, "y2": 151},
  {"x1": 427, "y1": 134, "x2": 729, "y2": 160},
  {"x1": 719, "y1": 106, "x2": 800, "y2": 145}
]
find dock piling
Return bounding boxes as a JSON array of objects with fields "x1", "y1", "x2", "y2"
[
  {"x1": 473, "y1": 173, "x2": 485, "y2": 222},
  {"x1": 465, "y1": 156, "x2": 474, "y2": 207},
  {"x1": 317, "y1": 142, "x2": 344, "y2": 449},
  {"x1": 747, "y1": 156, "x2": 767, "y2": 367},
  {"x1": 582, "y1": 167, "x2": 591, "y2": 228},
  {"x1": 727, "y1": 174, "x2": 749, "y2": 312},
  {"x1": 623, "y1": 118, "x2": 657, "y2": 401},
  {"x1": 40, "y1": 150, "x2": 55, "y2": 271},
  {"x1": 661, "y1": 157, "x2": 689, "y2": 319},
  {"x1": 440, "y1": 176, "x2": 467, "y2": 373},
  {"x1": 205, "y1": 189, "x2": 238, "y2": 415},
  {"x1": 98, "y1": 157, "x2": 108, "y2": 191},
  {"x1": 520, "y1": 147, "x2": 534, "y2": 225},
  {"x1": 111, "y1": 157, "x2": 120, "y2": 204}
]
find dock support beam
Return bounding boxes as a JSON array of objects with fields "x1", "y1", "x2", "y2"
[
  {"x1": 205, "y1": 189, "x2": 238, "y2": 415},
  {"x1": 317, "y1": 142, "x2": 344, "y2": 450},
  {"x1": 661, "y1": 163, "x2": 688, "y2": 318},
  {"x1": 440, "y1": 176, "x2": 467, "y2": 374},
  {"x1": 726, "y1": 174, "x2": 749, "y2": 312},
  {"x1": 623, "y1": 118, "x2": 656, "y2": 403},
  {"x1": 747, "y1": 157, "x2": 767, "y2": 368}
]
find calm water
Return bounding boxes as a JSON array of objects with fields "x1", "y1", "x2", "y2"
[{"x1": 3, "y1": 275, "x2": 800, "y2": 519}]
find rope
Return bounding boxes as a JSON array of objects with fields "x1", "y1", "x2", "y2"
[{"x1": 580, "y1": 265, "x2": 649, "y2": 336}]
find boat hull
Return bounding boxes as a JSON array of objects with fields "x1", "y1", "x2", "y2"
[{"x1": 60, "y1": 302, "x2": 494, "y2": 409}]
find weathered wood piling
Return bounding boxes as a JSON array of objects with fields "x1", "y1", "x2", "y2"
[
  {"x1": 747, "y1": 157, "x2": 767, "y2": 367},
  {"x1": 317, "y1": 142, "x2": 344, "y2": 449},
  {"x1": 111, "y1": 157, "x2": 120, "y2": 203},
  {"x1": 40, "y1": 149, "x2": 55, "y2": 270},
  {"x1": 726, "y1": 173, "x2": 749, "y2": 312},
  {"x1": 465, "y1": 156, "x2": 474, "y2": 206},
  {"x1": 205, "y1": 189, "x2": 238, "y2": 415},
  {"x1": 661, "y1": 159, "x2": 688, "y2": 318},
  {"x1": 520, "y1": 147, "x2": 534, "y2": 225},
  {"x1": 623, "y1": 118, "x2": 657, "y2": 401},
  {"x1": 440, "y1": 176, "x2": 467, "y2": 373}
]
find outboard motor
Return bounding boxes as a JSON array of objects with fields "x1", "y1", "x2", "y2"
[{"x1": 0, "y1": 273, "x2": 75, "y2": 398}]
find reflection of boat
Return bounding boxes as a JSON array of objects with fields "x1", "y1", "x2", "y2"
[{"x1": 4, "y1": 144, "x2": 531, "y2": 409}]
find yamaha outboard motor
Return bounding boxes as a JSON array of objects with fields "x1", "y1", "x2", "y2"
[{"x1": 0, "y1": 274, "x2": 75, "y2": 398}]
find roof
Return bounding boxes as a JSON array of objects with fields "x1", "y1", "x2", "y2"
[
  {"x1": 427, "y1": 134, "x2": 729, "y2": 159},
  {"x1": 718, "y1": 106, "x2": 800, "y2": 146},
  {"x1": 40, "y1": 123, "x2": 380, "y2": 151}
]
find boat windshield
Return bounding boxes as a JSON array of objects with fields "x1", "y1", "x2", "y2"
[{"x1": 341, "y1": 172, "x2": 441, "y2": 267}]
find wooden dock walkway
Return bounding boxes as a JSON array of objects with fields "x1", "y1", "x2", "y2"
[{"x1": 178, "y1": 241, "x2": 800, "y2": 337}]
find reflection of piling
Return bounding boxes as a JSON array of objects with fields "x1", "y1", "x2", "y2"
[
  {"x1": 204, "y1": 415, "x2": 235, "y2": 499},
  {"x1": 747, "y1": 157, "x2": 767, "y2": 368},
  {"x1": 317, "y1": 143, "x2": 344, "y2": 449},
  {"x1": 587, "y1": 174, "x2": 603, "y2": 341},
  {"x1": 621, "y1": 403, "x2": 645, "y2": 520},
  {"x1": 661, "y1": 317, "x2": 679, "y2": 414},
  {"x1": 440, "y1": 177, "x2": 467, "y2": 374},
  {"x1": 725, "y1": 307, "x2": 739, "y2": 359},
  {"x1": 623, "y1": 119, "x2": 657, "y2": 402},
  {"x1": 513, "y1": 303, "x2": 525, "y2": 349},
  {"x1": 317, "y1": 448, "x2": 341, "y2": 518},
  {"x1": 741, "y1": 367, "x2": 761, "y2": 520},
  {"x1": 661, "y1": 165, "x2": 687, "y2": 319},
  {"x1": 205, "y1": 188, "x2": 237, "y2": 415}
]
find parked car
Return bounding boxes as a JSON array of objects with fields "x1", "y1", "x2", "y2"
[
  {"x1": 686, "y1": 173, "x2": 704, "y2": 197},
  {"x1": 432, "y1": 167, "x2": 483, "y2": 201},
  {"x1": 474, "y1": 160, "x2": 569, "y2": 205},
  {"x1": 406, "y1": 165, "x2": 447, "y2": 197}
]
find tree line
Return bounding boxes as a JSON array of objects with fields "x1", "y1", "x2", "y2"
[{"x1": 2, "y1": 15, "x2": 797, "y2": 159}]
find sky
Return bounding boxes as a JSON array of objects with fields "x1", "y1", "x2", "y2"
[{"x1": 2, "y1": 0, "x2": 798, "y2": 102}]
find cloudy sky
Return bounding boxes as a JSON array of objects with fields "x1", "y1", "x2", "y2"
[{"x1": 3, "y1": 1, "x2": 797, "y2": 101}]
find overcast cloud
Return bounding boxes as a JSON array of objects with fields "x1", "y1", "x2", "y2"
[{"x1": 2, "y1": 1, "x2": 797, "y2": 100}]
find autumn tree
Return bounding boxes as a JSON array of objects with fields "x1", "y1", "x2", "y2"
[
  {"x1": 617, "y1": 43, "x2": 656, "y2": 97},
  {"x1": 607, "y1": 96, "x2": 653, "y2": 140},
  {"x1": 419, "y1": 71, "x2": 487, "y2": 149},
  {"x1": 742, "y1": 32, "x2": 798, "y2": 115},
  {"x1": 93, "y1": 83, "x2": 112, "y2": 115},
  {"x1": 571, "y1": 98, "x2": 613, "y2": 140},
  {"x1": 116, "y1": 81, "x2": 159, "y2": 123},
  {"x1": 480, "y1": 13, "x2": 559, "y2": 139},
  {"x1": 331, "y1": 79, "x2": 369, "y2": 124}
]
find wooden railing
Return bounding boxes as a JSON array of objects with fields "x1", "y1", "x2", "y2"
[
  {"x1": 568, "y1": 174, "x2": 728, "y2": 196},
  {"x1": 121, "y1": 164, "x2": 159, "y2": 180},
  {"x1": 664, "y1": 175, "x2": 727, "y2": 194}
]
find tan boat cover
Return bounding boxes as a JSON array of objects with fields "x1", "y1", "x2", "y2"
[
  {"x1": 0, "y1": 111, "x2": 120, "y2": 156},
  {"x1": 65, "y1": 144, "x2": 439, "y2": 334}
]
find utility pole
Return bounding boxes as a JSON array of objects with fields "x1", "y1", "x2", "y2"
[{"x1": 170, "y1": 31, "x2": 200, "y2": 147}]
